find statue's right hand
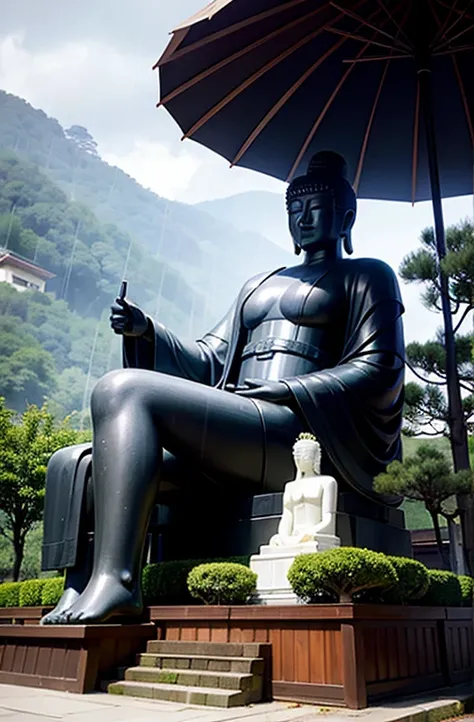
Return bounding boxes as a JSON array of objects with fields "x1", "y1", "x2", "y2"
[{"x1": 110, "y1": 297, "x2": 148, "y2": 337}]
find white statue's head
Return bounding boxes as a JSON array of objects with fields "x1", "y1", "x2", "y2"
[{"x1": 293, "y1": 434, "x2": 321, "y2": 476}]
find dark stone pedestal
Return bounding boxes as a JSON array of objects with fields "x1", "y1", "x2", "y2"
[{"x1": 148, "y1": 485, "x2": 412, "y2": 562}]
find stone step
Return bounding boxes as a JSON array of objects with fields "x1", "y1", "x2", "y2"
[
  {"x1": 108, "y1": 680, "x2": 247, "y2": 707},
  {"x1": 125, "y1": 664, "x2": 256, "y2": 692},
  {"x1": 139, "y1": 652, "x2": 264, "y2": 674},
  {"x1": 147, "y1": 640, "x2": 265, "y2": 658}
]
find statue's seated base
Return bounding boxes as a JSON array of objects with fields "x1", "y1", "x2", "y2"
[{"x1": 250, "y1": 535, "x2": 340, "y2": 605}]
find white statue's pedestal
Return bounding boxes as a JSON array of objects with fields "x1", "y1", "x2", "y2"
[{"x1": 250, "y1": 535, "x2": 340, "y2": 605}]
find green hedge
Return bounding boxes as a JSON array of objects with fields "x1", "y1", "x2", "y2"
[
  {"x1": 356, "y1": 556, "x2": 431, "y2": 605},
  {"x1": 142, "y1": 556, "x2": 249, "y2": 605},
  {"x1": 419, "y1": 570, "x2": 464, "y2": 607},
  {"x1": 41, "y1": 577, "x2": 65, "y2": 607},
  {"x1": 187, "y1": 563, "x2": 257, "y2": 605},
  {"x1": 19, "y1": 579, "x2": 46, "y2": 607},
  {"x1": 458, "y1": 575, "x2": 474, "y2": 607},
  {"x1": 0, "y1": 582, "x2": 22, "y2": 608},
  {"x1": 288, "y1": 548, "x2": 398, "y2": 603},
  {"x1": 384, "y1": 556, "x2": 430, "y2": 604}
]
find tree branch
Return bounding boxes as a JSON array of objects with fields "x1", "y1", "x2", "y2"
[
  {"x1": 453, "y1": 304, "x2": 474, "y2": 333},
  {"x1": 405, "y1": 360, "x2": 446, "y2": 385}
]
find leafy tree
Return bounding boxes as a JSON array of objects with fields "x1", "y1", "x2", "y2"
[
  {"x1": 65, "y1": 125, "x2": 98, "y2": 156},
  {"x1": 375, "y1": 445, "x2": 473, "y2": 569},
  {"x1": 0, "y1": 316, "x2": 56, "y2": 410},
  {"x1": 0, "y1": 398, "x2": 90, "y2": 580},
  {"x1": 400, "y1": 219, "x2": 474, "y2": 571}
]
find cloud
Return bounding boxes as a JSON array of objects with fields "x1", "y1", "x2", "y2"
[
  {"x1": 0, "y1": 33, "x2": 155, "y2": 148},
  {"x1": 103, "y1": 140, "x2": 202, "y2": 200}
]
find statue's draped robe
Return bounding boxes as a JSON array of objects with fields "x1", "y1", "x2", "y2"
[{"x1": 42, "y1": 259, "x2": 404, "y2": 571}]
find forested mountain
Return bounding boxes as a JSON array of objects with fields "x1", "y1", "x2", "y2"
[
  {"x1": 0, "y1": 90, "x2": 292, "y2": 418},
  {"x1": 0, "y1": 91, "x2": 292, "y2": 337},
  {"x1": 0, "y1": 152, "x2": 193, "y2": 330}
]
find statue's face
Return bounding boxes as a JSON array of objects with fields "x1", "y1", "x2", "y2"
[
  {"x1": 294, "y1": 445, "x2": 321, "y2": 475},
  {"x1": 288, "y1": 191, "x2": 352, "y2": 253}
]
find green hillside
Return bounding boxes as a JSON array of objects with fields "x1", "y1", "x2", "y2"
[
  {"x1": 0, "y1": 91, "x2": 293, "y2": 336},
  {"x1": 0, "y1": 151, "x2": 194, "y2": 331}
]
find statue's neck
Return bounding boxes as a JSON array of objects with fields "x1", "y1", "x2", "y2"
[{"x1": 302, "y1": 240, "x2": 342, "y2": 265}]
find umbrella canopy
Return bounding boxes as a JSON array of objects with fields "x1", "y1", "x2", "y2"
[{"x1": 156, "y1": 0, "x2": 474, "y2": 203}]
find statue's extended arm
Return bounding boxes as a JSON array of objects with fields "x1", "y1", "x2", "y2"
[
  {"x1": 313, "y1": 478, "x2": 337, "y2": 535},
  {"x1": 111, "y1": 290, "x2": 235, "y2": 386}
]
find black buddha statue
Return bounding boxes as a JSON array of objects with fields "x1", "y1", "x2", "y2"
[{"x1": 41, "y1": 151, "x2": 405, "y2": 624}]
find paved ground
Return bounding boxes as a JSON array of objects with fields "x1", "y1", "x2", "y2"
[{"x1": 0, "y1": 684, "x2": 471, "y2": 722}]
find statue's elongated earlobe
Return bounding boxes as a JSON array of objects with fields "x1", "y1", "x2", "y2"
[
  {"x1": 294, "y1": 244, "x2": 302, "y2": 256},
  {"x1": 343, "y1": 232, "x2": 353, "y2": 255}
]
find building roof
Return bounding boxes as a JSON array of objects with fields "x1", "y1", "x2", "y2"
[{"x1": 0, "y1": 250, "x2": 55, "y2": 280}]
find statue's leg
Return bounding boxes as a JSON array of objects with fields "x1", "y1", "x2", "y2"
[
  {"x1": 41, "y1": 471, "x2": 94, "y2": 624},
  {"x1": 59, "y1": 368, "x2": 301, "y2": 623}
]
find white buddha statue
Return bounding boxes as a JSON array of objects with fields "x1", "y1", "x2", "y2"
[
  {"x1": 269, "y1": 434, "x2": 337, "y2": 548},
  {"x1": 250, "y1": 434, "x2": 340, "y2": 604}
]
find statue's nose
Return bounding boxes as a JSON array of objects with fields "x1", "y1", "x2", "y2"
[{"x1": 299, "y1": 204, "x2": 313, "y2": 227}]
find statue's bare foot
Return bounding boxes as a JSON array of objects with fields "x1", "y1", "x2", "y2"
[
  {"x1": 57, "y1": 573, "x2": 143, "y2": 624},
  {"x1": 41, "y1": 588, "x2": 81, "y2": 625}
]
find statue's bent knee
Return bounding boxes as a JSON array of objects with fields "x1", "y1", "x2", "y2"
[{"x1": 91, "y1": 369, "x2": 141, "y2": 418}]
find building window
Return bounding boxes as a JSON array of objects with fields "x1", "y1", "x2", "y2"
[
  {"x1": 12, "y1": 275, "x2": 40, "y2": 290},
  {"x1": 12, "y1": 275, "x2": 29, "y2": 288}
]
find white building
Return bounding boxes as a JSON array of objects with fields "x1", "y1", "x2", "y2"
[{"x1": 0, "y1": 250, "x2": 55, "y2": 293}]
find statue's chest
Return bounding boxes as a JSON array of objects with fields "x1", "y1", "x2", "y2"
[
  {"x1": 288, "y1": 482, "x2": 323, "y2": 506},
  {"x1": 242, "y1": 272, "x2": 343, "y2": 330}
]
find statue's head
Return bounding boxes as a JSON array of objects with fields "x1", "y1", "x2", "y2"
[
  {"x1": 293, "y1": 435, "x2": 321, "y2": 476},
  {"x1": 286, "y1": 151, "x2": 357, "y2": 256}
]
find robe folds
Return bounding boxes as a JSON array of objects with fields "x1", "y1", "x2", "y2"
[
  {"x1": 42, "y1": 258, "x2": 404, "y2": 571},
  {"x1": 124, "y1": 258, "x2": 405, "y2": 503}
]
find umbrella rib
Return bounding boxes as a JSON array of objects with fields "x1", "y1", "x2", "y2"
[
  {"x1": 342, "y1": 52, "x2": 410, "y2": 62},
  {"x1": 324, "y1": 26, "x2": 399, "y2": 51},
  {"x1": 180, "y1": 11, "x2": 356, "y2": 141},
  {"x1": 329, "y1": 2, "x2": 411, "y2": 50},
  {"x1": 433, "y1": 0, "x2": 474, "y2": 48},
  {"x1": 412, "y1": 80, "x2": 420, "y2": 206},
  {"x1": 230, "y1": 37, "x2": 347, "y2": 167},
  {"x1": 431, "y1": 0, "x2": 462, "y2": 46},
  {"x1": 452, "y1": 56, "x2": 474, "y2": 147},
  {"x1": 353, "y1": 59, "x2": 391, "y2": 192},
  {"x1": 155, "y1": 0, "x2": 317, "y2": 68},
  {"x1": 158, "y1": 5, "x2": 343, "y2": 108},
  {"x1": 434, "y1": 43, "x2": 474, "y2": 55},
  {"x1": 155, "y1": 28, "x2": 190, "y2": 68},
  {"x1": 374, "y1": 0, "x2": 412, "y2": 47},
  {"x1": 437, "y1": 20, "x2": 474, "y2": 50},
  {"x1": 435, "y1": 0, "x2": 474, "y2": 23},
  {"x1": 286, "y1": 3, "x2": 407, "y2": 183},
  {"x1": 286, "y1": 43, "x2": 372, "y2": 182},
  {"x1": 230, "y1": 2, "x2": 384, "y2": 167}
]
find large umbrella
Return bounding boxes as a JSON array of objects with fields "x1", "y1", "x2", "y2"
[{"x1": 155, "y1": 0, "x2": 474, "y2": 473}]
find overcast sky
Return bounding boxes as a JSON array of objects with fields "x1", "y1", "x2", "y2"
[{"x1": 1, "y1": 0, "x2": 473, "y2": 343}]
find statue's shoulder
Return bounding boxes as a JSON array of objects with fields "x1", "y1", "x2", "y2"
[
  {"x1": 347, "y1": 257, "x2": 396, "y2": 278},
  {"x1": 343, "y1": 257, "x2": 401, "y2": 298}
]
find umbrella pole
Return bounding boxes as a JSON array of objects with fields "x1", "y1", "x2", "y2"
[{"x1": 418, "y1": 67, "x2": 471, "y2": 573}]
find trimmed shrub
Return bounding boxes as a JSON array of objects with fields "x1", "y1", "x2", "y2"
[
  {"x1": 142, "y1": 557, "x2": 249, "y2": 605},
  {"x1": 187, "y1": 563, "x2": 257, "y2": 605},
  {"x1": 0, "y1": 582, "x2": 22, "y2": 608},
  {"x1": 19, "y1": 579, "x2": 46, "y2": 607},
  {"x1": 419, "y1": 570, "x2": 463, "y2": 607},
  {"x1": 385, "y1": 557, "x2": 430, "y2": 604},
  {"x1": 42, "y1": 577, "x2": 65, "y2": 607},
  {"x1": 458, "y1": 575, "x2": 474, "y2": 607},
  {"x1": 355, "y1": 556, "x2": 430, "y2": 605},
  {"x1": 288, "y1": 547, "x2": 398, "y2": 603}
]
